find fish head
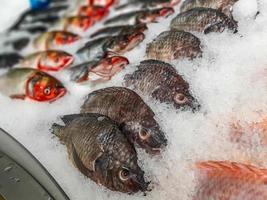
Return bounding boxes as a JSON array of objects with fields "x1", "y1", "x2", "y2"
[
  {"x1": 111, "y1": 165, "x2": 149, "y2": 193},
  {"x1": 105, "y1": 33, "x2": 145, "y2": 54},
  {"x1": 26, "y1": 72, "x2": 66, "y2": 102},
  {"x1": 70, "y1": 16, "x2": 94, "y2": 32},
  {"x1": 137, "y1": 8, "x2": 174, "y2": 23},
  {"x1": 39, "y1": 51, "x2": 74, "y2": 71},
  {"x1": 53, "y1": 31, "x2": 80, "y2": 46},
  {"x1": 78, "y1": 6, "x2": 108, "y2": 21},
  {"x1": 123, "y1": 118, "x2": 167, "y2": 154}
]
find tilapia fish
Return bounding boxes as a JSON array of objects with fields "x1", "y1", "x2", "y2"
[
  {"x1": 19, "y1": 50, "x2": 74, "y2": 71},
  {"x1": 194, "y1": 161, "x2": 267, "y2": 199},
  {"x1": 180, "y1": 0, "x2": 239, "y2": 17},
  {"x1": 104, "y1": 7, "x2": 174, "y2": 26},
  {"x1": 52, "y1": 113, "x2": 149, "y2": 194},
  {"x1": 170, "y1": 8, "x2": 238, "y2": 34},
  {"x1": 146, "y1": 30, "x2": 201, "y2": 61},
  {"x1": 80, "y1": 87, "x2": 167, "y2": 154},
  {"x1": 0, "y1": 68, "x2": 66, "y2": 102},
  {"x1": 69, "y1": 56, "x2": 129, "y2": 83},
  {"x1": 34, "y1": 31, "x2": 81, "y2": 50},
  {"x1": 90, "y1": 24, "x2": 148, "y2": 38},
  {"x1": 124, "y1": 60, "x2": 198, "y2": 110},
  {"x1": 77, "y1": 32, "x2": 144, "y2": 60}
]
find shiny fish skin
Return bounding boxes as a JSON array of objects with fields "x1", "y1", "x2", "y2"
[
  {"x1": 146, "y1": 30, "x2": 201, "y2": 61},
  {"x1": 180, "y1": 0, "x2": 239, "y2": 17},
  {"x1": 80, "y1": 87, "x2": 167, "y2": 154},
  {"x1": 194, "y1": 161, "x2": 267, "y2": 200},
  {"x1": 52, "y1": 113, "x2": 149, "y2": 194},
  {"x1": 124, "y1": 60, "x2": 198, "y2": 110},
  {"x1": 170, "y1": 8, "x2": 238, "y2": 34}
]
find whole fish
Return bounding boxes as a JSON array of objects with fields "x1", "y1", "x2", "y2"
[
  {"x1": 0, "y1": 68, "x2": 66, "y2": 102},
  {"x1": 194, "y1": 161, "x2": 267, "y2": 200},
  {"x1": 146, "y1": 30, "x2": 201, "y2": 61},
  {"x1": 77, "y1": 32, "x2": 145, "y2": 60},
  {"x1": 80, "y1": 87, "x2": 167, "y2": 154},
  {"x1": 57, "y1": 16, "x2": 94, "y2": 33},
  {"x1": 69, "y1": 56, "x2": 129, "y2": 83},
  {"x1": 34, "y1": 31, "x2": 81, "y2": 50},
  {"x1": 104, "y1": 7, "x2": 174, "y2": 26},
  {"x1": 0, "y1": 53, "x2": 23, "y2": 68},
  {"x1": 52, "y1": 113, "x2": 149, "y2": 194},
  {"x1": 19, "y1": 50, "x2": 74, "y2": 72},
  {"x1": 124, "y1": 60, "x2": 198, "y2": 109},
  {"x1": 170, "y1": 8, "x2": 238, "y2": 34},
  {"x1": 78, "y1": 5, "x2": 109, "y2": 21},
  {"x1": 90, "y1": 24, "x2": 148, "y2": 38},
  {"x1": 180, "y1": 0, "x2": 239, "y2": 17}
]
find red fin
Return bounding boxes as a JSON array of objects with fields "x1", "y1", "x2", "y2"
[{"x1": 10, "y1": 94, "x2": 26, "y2": 100}]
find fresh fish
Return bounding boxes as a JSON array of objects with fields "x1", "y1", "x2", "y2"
[
  {"x1": 57, "y1": 16, "x2": 94, "y2": 33},
  {"x1": 0, "y1": 68, "x2": 66, "y2": 102},
  {"x1": 0, "y1": 53, "x2": 23, "y2": 68},
  {"x1": 78, "y1": 5, "x2": 109, "y2": 21},
  {"x1": 170, "y1": 8, "x2": 238, "y2": 34},
  {"x1": 19, "y1": 50, "x2": 74, "y2": 72},
  {"x1": 180, "y1": 0, "x2": 239, "y2": 17},
  {"x1": 146, "y1": 30, "x2": 201, "y2": 61},
  {"x1": 52, "y1": 113, "x2": 149, "y2": 194},
  {"x1": 194, "y1": 161, "x2": 267, "y2": 200},
  {"x1": 34, "y1": 31, "x2": 81, "y2": 50},
  {"x1": 80, "y1": 87, "x2": 167, "y2": 154},
  {"x1": 124, "y1": 60, "x2": 198, "y2": 110},
  {"x1": 104, "y1": 7, "x2": 174, "y2": 26},
  {"x1": 69, "y1": 56, "x2": 129, "y2": 83},
  {"x1": 77, "y1": 32, "x2": 145, "y2": 60},
  {"x1": 90, "y1": 24, "x2": 148, "y2": 38}
]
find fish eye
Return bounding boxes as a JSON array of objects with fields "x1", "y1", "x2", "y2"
[
  {"x1": 44, "y1": 87, "x2": 51, "y2": 95},
  {"x1": 139, "y1": 130, "x2": 150, "y2": 140},
  {"x1": 174, "y1": 93, "x2": 188, "y2": 105},
  {"x1": 119, "y1": 169, "x2": 130, "y2": 181}
]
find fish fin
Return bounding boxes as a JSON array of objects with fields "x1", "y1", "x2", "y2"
[
  {"x1": 60, "y1": 114, "x2": 83, "y2": 124},
  {"x1": 10, "y1": 94, "x2": 26, "y2": 100},
  {"x1": 50, "y1": 123, "x2": 65, "y2": 139},
  {"x1": 196, "y1": 161, "x2": 267, "y2": 182}
]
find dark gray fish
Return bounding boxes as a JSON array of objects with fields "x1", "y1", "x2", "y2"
[
  {"x1": 180, "y1": 0, "x2": 239, "y2": 17},
  {"x1": 124, "y1": 60, "x2": 199, "y2": 110},
  {"x1": 90, "y1": 24, "x2": 148, "y2": 38},
  {"x1": 4, "y1": 37, "x2": 30, "y2": 51},
  {"x1": 0, "y1": 53, "x2": 23, "y2": 68},
  {"x1": 80, "y1": 87, "x2": 167, "y2": 154},
  {"x1": 146, "y1": 30, "x2": 201, "y2": 61},
  {"x1": 104, "y1": 7, "x2": 174, "y2": 26},
  {"x1": 52, "y1": 113, "x2": 149, "y2": 194},
  {"x1": 170, "y1": 8, "x2": 238, "y2": 34}
]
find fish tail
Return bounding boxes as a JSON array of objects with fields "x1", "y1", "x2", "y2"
[
  {"x1": 196, "y1": 161, "x2": 267, "y2": 181},
  {"x1": 51, "y1": 123, "x2": 65, "y2": 139}
]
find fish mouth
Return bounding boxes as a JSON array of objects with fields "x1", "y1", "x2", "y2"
[
  {"x1": 159, "y1": 7, "x2": 175, "y2": 18},
  {"x1": 50, "y1": 87, "x2": 67, "y2": 103}
]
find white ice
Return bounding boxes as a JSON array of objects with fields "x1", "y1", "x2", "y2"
[{"x1": 0, "y1": 0, "x2": 266, "y2": 199}]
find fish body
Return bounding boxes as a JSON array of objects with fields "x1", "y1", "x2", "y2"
[
  {"x1": 170, "y1": 8, "x2": 238, "y2": 34},
  {"x1": 194, "y1": 161, "x2": 267, "y2": 200},
  {"x1": 0, "y1": 68, "x2": 66, "y2": 102},
  {"x1": 180, "y1": 0, "x2": 239, "y2": 17},
  {"x1": 116, "y1": 0, "x2": 180, "y2": 10},
  {"x1": 19, "y1": 50, "x2": 74, "y2": 71},
  {"x1": 52, "y1": 113, "x2": 149, "y2": 194},
  {"x1": 124, "y1": 60, "x2": 198, "y2": 109},
  {"x1": 0, "y1": 53, "x2": 23, "y2": 68},
  {"x1": 146, "y1": 30, "x2": 201, "y2": 61},
  {"x1": 57, "y1": 16, "x2": 94, "y2": 33},
  {"x1": 34, "y1": 31, "x2": 81, "y2": 50},
  {"x1": 80, "y1": 87, "x2": 167, "y2": 154},
  {"x1": 104, "y1": 7, "x2": 174, "y2": 26},
  {"x1": 69, "y1": 56, "x2": 129, "y2": 83},
  {"x1": 4, "y1": 37, "x2": 30, "y2": 51}
]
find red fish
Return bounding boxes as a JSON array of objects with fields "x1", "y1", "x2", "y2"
[
  {"x1": 78, "y1": 5, "x2": 109, "y2": 21},
  {"x1": 20, "y1": 50, "x2": 74, "y2": 72},
  {"x1": 194, "y1": 161, "x2": 267, "y2": 200},
  {"x1": 0, "y1": 68, "x2": 66, "y2": 102}
]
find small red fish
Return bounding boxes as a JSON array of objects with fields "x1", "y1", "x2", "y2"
[
  {"x1": 78, "y1": 5, "x2": 109, "y2": 21},
  {"x1": 20, "y1": 50, "x2": 74, "y2": 72},
  {"x1": 0, "y1": 68, "x2": 66, "y2": 102},
  {"x1": 88, "y1": 0, "x2": 116, "y2": 9},
  {"x1": 34, "y1": 31, "x2": 81, "y2": 50},
  {"x1": 194, "y1": 161, "x2": 267, "y2": 200}
]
